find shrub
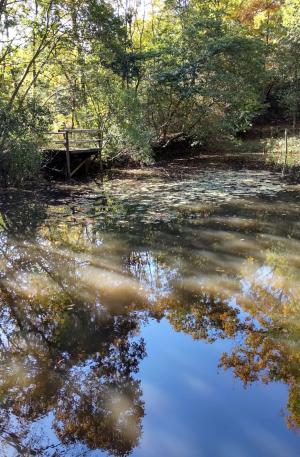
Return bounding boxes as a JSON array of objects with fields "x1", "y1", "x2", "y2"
[
  {"x1": 0, "y1": 99, "x2": 51, "y2": 185},
  {"x1": 1, "y1": 139, "x2": 41, "y2": 185}
]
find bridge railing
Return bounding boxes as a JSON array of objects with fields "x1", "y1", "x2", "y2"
[{"x1": 43, "y1": 128, "x2": 103, "y2": 177}]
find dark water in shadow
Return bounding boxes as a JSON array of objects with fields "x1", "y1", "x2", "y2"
[{"x1": 0, "y1": 167, "x2": 300, "y2": 456}]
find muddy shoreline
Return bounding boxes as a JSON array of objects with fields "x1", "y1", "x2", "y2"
[{"x1": 1, "y1": 152, "x2": 300, "y2": 197}]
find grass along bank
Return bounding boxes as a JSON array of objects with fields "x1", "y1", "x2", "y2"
[{"x1": 232, "y1": 127, "x2": 300, "y2": 182}]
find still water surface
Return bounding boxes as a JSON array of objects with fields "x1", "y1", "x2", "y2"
[{"x1": 0, "y1": 164, "x2": 300, "y2": 456}]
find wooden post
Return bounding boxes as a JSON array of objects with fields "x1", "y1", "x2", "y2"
[
  {"x1": 285, "y1": 128, "x2": 288, "y2": 165},
  {"x1": 65, "y1": 130, "x2": 71, "y2": 178},
  {"x1": 85, "y1": 159, "x2": 89, "y2": 178},
  {"x1": 99, "y1": 149, "x2": 103, "y2": 173},
  {"x1": 282, "y1": 128, "x2": 288, "y2": 178},
  {"x1": 98, "y1": 129, "x2": 103, "y2": 173}
]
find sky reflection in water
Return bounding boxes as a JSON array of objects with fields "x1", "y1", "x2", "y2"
[{"x1": 0, "y1": 168, "x2": 299, "y2": 456}]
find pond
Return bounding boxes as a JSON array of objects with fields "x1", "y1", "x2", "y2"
[{"x1": 0, "y1": 160, "x2": 300, "y2": 457}]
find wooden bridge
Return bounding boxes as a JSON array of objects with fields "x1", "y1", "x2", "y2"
[{"x1": 42, "y1": 128, "x2": 103, "y2": 178}]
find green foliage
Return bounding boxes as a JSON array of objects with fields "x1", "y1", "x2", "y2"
[
  {"x1": 0, "y1": 99, "x2": 51, "y2": 185},
  {"x1": 145, "y1": 5, "x2": 266, "y2": 142},
  {"x1": 102, "y1": 89, "x2": 153, "y2": 163},
  {"x1": 275, "y1": 24, "x2": 300, "y2": 124},
  {"x1": 0, "y1": 0, "x2": 300, "y2": 183},
  {"x1": 2, "y1": 139, "x2": 41, "y2": 185}
]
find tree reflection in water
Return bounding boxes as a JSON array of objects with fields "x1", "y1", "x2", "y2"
[
  {"x1": 0, "y1": 174, "x2": 300, "y2": 455},
  {"x1": 0, "y1": 237, "x2": 146, "y2": 456},
  {"x1": 220, "y1": 253, "x2": 300, "y2": 431}
]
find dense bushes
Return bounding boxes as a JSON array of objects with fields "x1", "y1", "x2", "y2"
[{"x1": 0, "y1": 100, "x2": 50, "y2": 185}]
